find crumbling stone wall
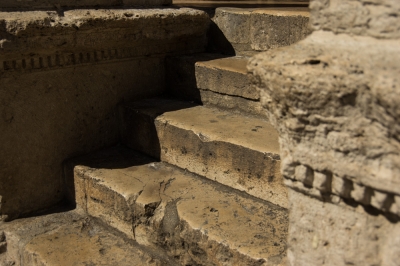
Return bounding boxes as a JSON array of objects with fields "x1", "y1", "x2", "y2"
[
  {"x1": 0, "y1": 8, "x2": 209, "y2": 220},
  {"x1": 249, "y1": 0, "x2": 400, "y2": 265}
]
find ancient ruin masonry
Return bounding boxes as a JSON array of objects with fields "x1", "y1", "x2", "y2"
[{"x1": 1, "y1": 0, "x2": 399, "y2": 265}]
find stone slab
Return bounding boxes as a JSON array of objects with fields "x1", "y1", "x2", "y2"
[
  {"x1": 166, "y1": 53, "x2": 263, "y2": 116},
  {"x1": 200, "y1": 89, "x2": 265, "y2": 117},
  {"x1": 69, "y1": 146, "x2": 288, "y2": 265},
  {"x1": 0, "y1": 211, "x2": 175, "y2": 266},
  {"x1": 212, "y1": 7, "x2": 310, "y2": 54},
  {"x1": 0, "y1": 8, "x2": 209, "y2": 60},
  {"x1": 120, "y1": 99, "x2": 286, "y2": 207},
  {"x1": 196, "y1": 56, "x2": 259, "y2": 100},
  {"x1": 0, "y1": 0, "x2": 171, "y2": 9}
]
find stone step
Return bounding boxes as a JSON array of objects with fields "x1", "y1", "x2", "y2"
[
  {"x1": 0, "y1": 211, "x2": 175, "y2": 266},
  {"x1": 210, "y1": 7, "x2": 311, "y2": 55},
  {"x1": 67, "y1": 146, "x2": 288, "y2": 266},
  {"x1": 0, "y1": 0, "x2": 171, "y2": 9},
  {"x1": 119, "y1": 98, "x2": 287, "y2": 208},
  {"x1": 166, "y1": 54, "x2": 264, "y2": 117}
]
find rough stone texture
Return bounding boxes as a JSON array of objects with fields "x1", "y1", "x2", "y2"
[
  {"x1": 212, "y1": 7, "x2": 311, "y2": 54},
  {"x1": 0, "y1": 211, "x2": 175, "y2": 266},
  {"x1": 68, "y1": 146, "x2": 289, "y2": 266},
  {"x1": 0, "y1": 0, "x2": 171, "y2": 10},
  {"x1": 196, "y1": 56, "x2": 258, "y2": 100},
  {"x1": 120, "y1": 99, "x2": 286, "y2": 207},
  {"x1": 287, "y1": 190, "x2": 400, "y2": 266},
  {"x1": 157, "y1": 105, "x2": 286, "y2": 208},
  {"x1": 310, "y1": 0, "x2": 400, "y2": 39},
  {"x1": 166, "y1": 53, "x2": 265, "y2": 117},
  {"x1": 249, "y1": 31, "x2": 400, "y2": 204},
  {"x1": 0, "y1": 8, "x2": 209, "y2": 218},
  {"x1": 200, "y1": 90, "x2": 265, "y2": 117},
  {"x1": 249, "y1": 0, "x2": 400, "y2": 263}
]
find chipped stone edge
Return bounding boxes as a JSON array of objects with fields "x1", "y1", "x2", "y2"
[{"x1": 284, "y1": 164, "x2": 400, "y2": 217}]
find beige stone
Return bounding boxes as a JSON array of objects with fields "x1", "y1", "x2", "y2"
[
  {"x1": 70, "y1": 146, "x2": 289, "y2": 265},
  {"x1": 212, "y1": 7, "x2": 311, "y2": 54},
  {"x1": 196, "y1": 56, "x2": 259, "y2": 100},
  {"x1": 0, "y1": 8, "x2": 209, "y2": 218},
  {"x1": 0, "y1": 211, "x2": 174, "y2": 266},
  {"x1": 156, "y1": 105, "x2": 287, "y2": 208}
]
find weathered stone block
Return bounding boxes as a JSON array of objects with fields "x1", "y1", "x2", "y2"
[
  {"x1": 69, "y1": 146, "x2": 289, "y2": 265},
  {"x1": 212, "y1": 7, "x2": 311, "y2": 54}
]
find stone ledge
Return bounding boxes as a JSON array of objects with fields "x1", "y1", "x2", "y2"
[
  {"x1": 0, "y1": 8, "x2": 209, "y2": 64},
  {"x1": 0, "y1": 0, "x2": 171, "y2": 10}
]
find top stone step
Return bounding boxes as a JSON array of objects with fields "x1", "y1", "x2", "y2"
[
  {"x1": 0, "y1": 0, "x2": 171, "y2": 10},
  {"x1": 210, "y1": 7, "x2": 311, "y2": 55}
]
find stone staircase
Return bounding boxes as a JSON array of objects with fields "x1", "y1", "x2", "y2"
[{"x1": 0, "y1": 6, "x2": 310, "y2": 266}]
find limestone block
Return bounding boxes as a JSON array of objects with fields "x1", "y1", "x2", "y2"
[
  {"x1": 68, "y1": 146, "x2": 289, "y2": 266},
  {"x1": 120, "y1": 100, "x2": 286, "y2": 208},
  {"x1": 351, "y1": 183, "x2": 372, "y2": 205},
  {"x1": 310, "y1": 0, "x2": 400, "y2": 38},
  {"x1": 212, "y1": 7, "x2": 311, "y2": 54},
  {"x1": 0, "y1": 0, "x2": 171, "y2": 9},
  {"x1": 0, "y1": 8, "x2": 209, "y2": 218},
  {"x1": 0, "y1": 211, "x2": 174, "y2": 266},
  {"x1": 294, "y1": 165, "x2": 313, "y2": 187},
  {"x1": 250, "y1": 9, "x2": 311, "y2": 51},
  {"x1": 249, "y1": 30, "x2": 400, "y2": 198},
  {"x1": 196, "y1": 56, "x2": 259, "y2": 100},
  {"x1": 287, "y1": 189, "x2": 400, "y2": 266},
  {"x1": 331, "y1": 175, "x2": 352, "y2": 198},
  {"x1": 313, "y1": 171, "x2": 332, "y2": 192}
]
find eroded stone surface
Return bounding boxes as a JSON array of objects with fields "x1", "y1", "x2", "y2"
[
  {"x1": 196, "y1": 56, "x2": 258, "y2": 100},
  {"x1": 70, "y1": 146, "x2": 289, "y2": 265},
  {"x1": 0, "y1": 0, "x2": 171, "y2": 10},
  {"x1": 155, "y1": 105, "x2": 287, "y2": 208},
  {"x1": 0, "y1": 211, "x2": 174, "y2": 266},
  {"x1": 212, "y1": 7, "x2": 311, "y2": 54},
  {"x1": 0, "y1": 8, "x2": 209, "y2": 218},
  {"x1": 287, "y1": 190, "x2": 400, "y2": 266},
  {"x1": 249, "y1": 30, "x2": 400, "y2": 204},
  {"x1": 310, "y1": 0, "x2": 400, "y2": 39}
]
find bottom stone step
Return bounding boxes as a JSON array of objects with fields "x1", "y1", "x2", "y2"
[
  {"x1": 67, "y1": 146, "x2": 288, "y2": 266},
  {"x1": 0, "y1": 211, "x2": 175, "y2": 266}
]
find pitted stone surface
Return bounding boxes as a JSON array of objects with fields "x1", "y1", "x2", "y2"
[
  {"x1": 0, "y1": 0, "x2": 171, "y2": 9},
  {"x1": 0, "y1": 7, "x2": 209, "y2": 218},
  {"x1": 212, "y1": 7, "x2": 311, "y2": 54},
  {"x1": 249, "y1": 30, "x2": 400, "y2": 202},
  {"x1": 0, "y1": 211, "x2": 174, "y2": 266},
  {"x1": 120, "y1": 99, "x2": 286, "y2": 208},
  {"x1": 70, "y1": 147, "x2": 289, "y2": 265},
  {"x1": 310, "y1": 0, "x2": 400, "y2": 39}
]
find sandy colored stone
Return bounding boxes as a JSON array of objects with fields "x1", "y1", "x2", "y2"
[
  {"x1": 0, "y1": 211, "x2": 174, "y2": 266},
  {"x1": 196, "y1": 56, "x2": 259, "y2": 100},
  {"x1": 70, "y1": 146, "x2": 289, "y2": 265},
  {"x1": 287, "y1": 190, "x2": 400, "y2": 266},
  {"x1": 212, "y1": 7, "x2": 310, "y2": 54},
  {"x1": 249, "y1": 30, "x2": 400, "y2": 197},
  {"x1": 199, "y1": 90, "x2": 265, "y2": 117},
  {"x1": 310, "y1": 0, "x2": 400, "y2": 39},
  {"x1": 155, "y1": 105, "x2": 287, "y2": 208},
  {"x1": 0, "y1": 8, "x2": 209, "y2": 218},
  {"x1": 0, "y1": 0, "x2": 171, "y2": 9}
]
